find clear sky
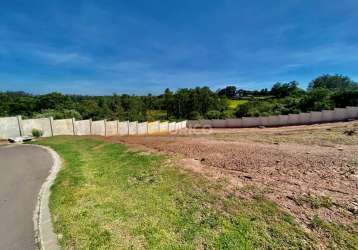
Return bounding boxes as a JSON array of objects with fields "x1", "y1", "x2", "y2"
[{"x1": 0, "y1": 0, "x2": 357, "y2": 95}]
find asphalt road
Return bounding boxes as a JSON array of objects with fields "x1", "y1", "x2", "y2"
[{"x1": 0, "y1": 144, "x2": 52, "y2": 250}]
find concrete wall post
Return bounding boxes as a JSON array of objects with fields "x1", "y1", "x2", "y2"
[
  {"x1": 49, "y1": 117, "x2": 54, "y2": 136},
  {"x1": 17, "y1": 115, "x2": 24, "y2": 136},
  {"x1": 89, "y1": 119, "x2": 92, "y2": 135},
  {"x1": 104, "y1": 120, "x2": 107, "y2": 136},
  {"x1": 71, "y1": 118, "x2": 76, "y2": 135}
]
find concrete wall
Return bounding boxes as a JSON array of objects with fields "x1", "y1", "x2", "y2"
[
  {"x1": 169, "y1": 122, "x2": 176, "y2": 131},
  {"x1": 287, "y1": 114, "x2": 300, "y2": 125},
  {"x1": 334, "y1": 108, "x2": 347, "y2": 121},
  {"x1": 75, "y1": 119, "x2": 91, "y2": 136},
  {"x1": 160, "y1": 121, "x2": 169, "y2": 133},
  {"x1": 279, "y1": 115, "x2": 289, "y2": 126},
  {"x1": 128, "y1": 122, "x2": 138, "y2": 135},
  {"x1": 227, "y1": 118, "x2": 242, "y2": 128},
  {"x1": 1, "y1": 106, "x2": 355, "y2": 138},
  {"x1": 211, "y1": 120, "x2": 227, "y2": 128},
  {"x1": 322, "y1": 110, "x2": 335, "y2": 122},
  {"x1": 347, "y1": 106, "x2": 358, "y2": 119},
  {"x1": 242, "y1": 117, "x2": 261, "y2": 127},
  {"x1": 22, "y1": 118, "x2": 52, "y2": 137},
  {"x1": 299, "y1": 113, "x2": 311, "y2": 124},
  {"x1": 310, "y1": 112, "x2": 322, "y2": 124},
  {"x1": 92, "y1": 120, "x2": 106, "y2": 136},
  {"x1": 0, "y1": 116, "x2": 20, "y2": 138},
  {"x1": 175, "y1": 122, "x2": 182, "y2": 130},
  {"x1": 188, "y1": 119, "x2": 212, "y2": 128},
  {"x1": 148, "y1": 121, "x2": 160, "y2": 134},
  {"x1": 118, "y1": 121, "x2": 129, "y2": 136},
  {"x1": 137, "y1": 122, "x2": 148, "y2": 135},
  {"x1": 52, "y1": 119, "x2": 74, "y2": 136},
  {"x1": 0, "y1": 116, "x2": 187, "y2": 139},
  {"x1": 188, "y1": 106, "x2": 358, "y2": 128},
  {"x1": 105, "y1": 121, "x2": 118, "y2": 136},
  {"x1": 259, "y1": 117, "x2": 269, "y2": 127}
]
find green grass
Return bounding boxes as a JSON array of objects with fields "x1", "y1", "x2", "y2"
[
  {"x1": 311, "y1": 216, "x2": 358, "y2": 249},
  {"x1": 294, "y1": 194, "x2": 333, "y2": 209},
  {"x1": 227, "y1": 99, "x2": 248, "y2": 110},
  {"x1": 35, "y1": 136, "x2": 317, "y2": 249}
]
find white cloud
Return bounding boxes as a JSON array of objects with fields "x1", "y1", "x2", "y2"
[{"x1": 33, "y1": 50, "x2": 93, "y2": 65}]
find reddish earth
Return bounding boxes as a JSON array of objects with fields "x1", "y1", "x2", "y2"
[{"x1": 103, "y1": 121, "x2": 358, "y2": 229}]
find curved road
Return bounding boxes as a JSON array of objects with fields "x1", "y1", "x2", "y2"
[{"x1": 0, "y1": 144, "x2": 52, "y2": 250}]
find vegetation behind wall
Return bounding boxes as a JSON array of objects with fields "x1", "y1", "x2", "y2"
[{"x1": 0, "y1": 74, "x2": 357, "y2": 120}]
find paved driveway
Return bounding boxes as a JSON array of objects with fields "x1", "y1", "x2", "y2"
[{"x1": 0, "y1": 144, "x2": 52, "y2": 250}]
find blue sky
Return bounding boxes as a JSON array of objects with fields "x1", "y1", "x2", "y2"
[{"x1": 0, "y1": 0, "x2": 357, "y2": 95}]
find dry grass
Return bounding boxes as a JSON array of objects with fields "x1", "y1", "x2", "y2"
[{"x1": 208, "y1": 122, "x2": 358, "y2": 146}]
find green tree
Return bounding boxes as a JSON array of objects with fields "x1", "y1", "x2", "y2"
[
  {"x1": 300, "y1": 88, "x2": 333, "y2": 112},
  {"x1": 308, "y1": 74, "x2": 357, "y2": 91},
  {"x1": 218, "y1": 86, "x2": 237, "y2": 99},
  {"x1": 270, "y1": 81, "x2": 302, "y2": 98},
  {"x1": 331, "y1": 86, "x2": 358, "y2": 107}
]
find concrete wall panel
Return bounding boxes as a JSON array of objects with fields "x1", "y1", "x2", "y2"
[
  {"x1": 242, "y1": 117, "x2": 261, "y2": 127},
  {"x1": 279, "y1": 115, "x2": 289, "y2": 126},
  {"x1": 137, "y1": 122, "x2": 148, "y2": 135},
  {"x1": 75, "y1": 120, "x2": 91, "y2": 136},
  {"x1": 52, "y1": 119, "x2": 74, "y2": 136},
  {"x1": 186, "y1": 120, "x2": 195, "y2": 127},
  {"x1": 0, "y1": 116, "x2": 20, "y2": 139},
  {"x1": 334, "y1": 108, "x2": 348, "y2": 121},
  {"x1": 298, "y1": 113, "x2": 311, "y2": 125},
  {"x1": 128, "y1": 122, "x2": 138, "y2": 135},
  {"x1": 322, "y1": 110, "x2": 335, "y2": 122},
  {"x1": 160, "y1": 121, "x2": 169, "y2": 133},
  {"x1": 106, "y1": 121, "x2": 118, "y2": 136},
  {"x1": 175, "y1": 122, "x2": 182, "y2": 130},
  {"x1": 310, "y1": 112, "x2": 322, "y2": 124},
  {"x1": 346, "y1": 106, "x2": 358, "y2": 119},
  {"x1": 148, "y1": 121, "x2": 160, "y2": 134},
  {"x1": 260, "y1": 117, "x2": 270, "y2": 127},
  {"x1": 92, "y1": 120, "x2": 106, "y2": 136},
  {"x1": 118, "y1": 121, "x2": 129, "y2": 135},
  {"x1": 23, "y1": 118, "x2": 52, "y2": 137},
  {"x1": 169, "y1": 122, "x2": 176, "y2": 131},
  {"x1": 188, "y1": 120, "x2": 207, "y2": 128},
  {"x1": 287, "y1": 114, "x2": 300, "y2": 125},
  {"x1": 266, "y1": 116, "x2": 280, "y2": 127},
  {"x1": 211, "y1": 120, "x2": 227, "y2": 128},
  {"x1": 226, "y1": 118, "x2": 242, "y2": 128},
  {"x1": 179, "y1": 121, "x2": 186, "y2": 129}
]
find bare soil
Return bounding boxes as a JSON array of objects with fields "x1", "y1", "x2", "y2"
[{"x1": 103, "y1": 121, "x2": 358, "y2": 235}]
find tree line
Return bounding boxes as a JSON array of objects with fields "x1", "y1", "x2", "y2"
[{"x1": 0, "y1": 74, "x2": 357, "y2": 121}]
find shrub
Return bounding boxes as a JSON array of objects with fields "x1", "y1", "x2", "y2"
[
  {"x1": 221, "y1": 110, "x2": 235, "y2": 119},
  {"x1": 189, "y1": 111, "x2": 203, "y2": 120},
  {"x1": 32, "y1": 128, "x2": 43, "y2": 138},
  {"x1": 206, "y1": 110, "x2": 221, "y2": 119}
]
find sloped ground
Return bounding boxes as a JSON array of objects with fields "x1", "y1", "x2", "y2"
[
  {"x1": 36, "y1": 137, "x2": 317, "y2": 249},
  {"x1": 106, "y1": 121, "x2": 358, "y2": 248}
]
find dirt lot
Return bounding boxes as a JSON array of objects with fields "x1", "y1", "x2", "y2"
[
  {"x1": 0, "y1": 140, "x2": 8, "y2": 145},
  {"x1": 104, "y1": 121, "x2": 358, "y2": 243}
]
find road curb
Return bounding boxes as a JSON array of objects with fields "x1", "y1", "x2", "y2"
[{"x1": 29, "y1": 144, "x2": 62, "y2": 250}]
